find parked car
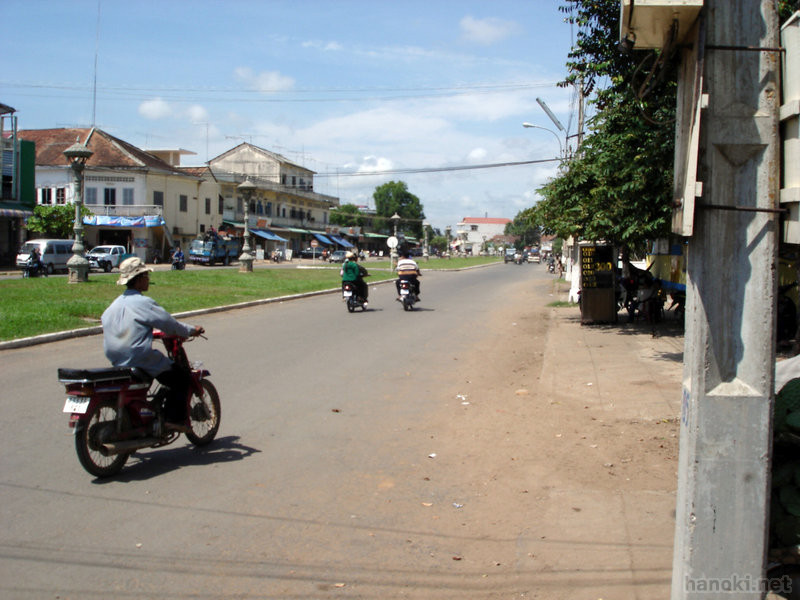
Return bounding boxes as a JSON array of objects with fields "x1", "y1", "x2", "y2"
[
  {"x1": 529, "y1": 252, "x2": 541, "y2": 263},
  {"x1": 504, "y1": 248, "x2": 517, "y2": 263},
  {"x1": 87, "y1": 245, "x2": 134, "y2": 272},
  {"x1": 328, "y1": 250, "x2": 347, "y2": 263},
  {"x1": 299, "y1": 247, "x2": 325, "y2": 259}
]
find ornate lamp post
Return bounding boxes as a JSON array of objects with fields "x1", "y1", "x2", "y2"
[
  {"x1": 63, "y1": 139, "x2": 93, "y2": 283},
  {"x1": 390, "y1": 212, "x2": 401, "y2": 270},
  {"x1": 422, "y1": 221, "x2": 429, "y2": 262},
  {"x1": 445, "y1": 225, "x2": 451, "y2": 258},
  {"x1": 238, "y1": 178, "x2": 256, "y2": 273}
]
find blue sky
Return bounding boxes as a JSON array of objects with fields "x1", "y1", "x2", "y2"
[{"x1": 3, "y1": 0, "x2": 580, "y2": 232}]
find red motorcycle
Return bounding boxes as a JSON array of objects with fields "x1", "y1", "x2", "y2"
[{"x1": 58, "y1": 331, "x2": 221, "y2": 477}]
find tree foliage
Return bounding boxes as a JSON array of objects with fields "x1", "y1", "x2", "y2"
[
  {"x1": 26, "y1": 204, "x2": 92, "y2": 240},
  {"x1": 504, "y1": 208, "x2": 542, "y2": 249},
  {"x1": 330, "y1": 203, "x2": 367, "y2": 228},
  {"x1": 533, "y1": 0, "x2": 678, "y2": 255},
  {"x1": 372, "y1": 181, "x2": 425, "y2": 238}
]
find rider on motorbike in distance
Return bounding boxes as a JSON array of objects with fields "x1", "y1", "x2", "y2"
[
  {"x1": 101, "y1": 257, "x2": 203, "y2": 431},
  {"x1": 341, "y1": 251, "x2": 368, "y2": 306},
  {"x1": 396, "y1": 251, "x2": 421, "y2": 300}
]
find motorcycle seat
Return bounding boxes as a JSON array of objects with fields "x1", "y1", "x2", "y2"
[{"x1": 57, "y1": 366, "x2": 149, "y2": 383}]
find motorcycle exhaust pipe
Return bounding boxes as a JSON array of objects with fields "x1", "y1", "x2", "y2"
[{"x1": 102, "y1": 437, "x2": 161, "y2": 454}]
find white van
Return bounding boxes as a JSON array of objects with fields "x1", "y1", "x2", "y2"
[{"x1": 16, "y1": 239, "x2": 75, "y2": 274}]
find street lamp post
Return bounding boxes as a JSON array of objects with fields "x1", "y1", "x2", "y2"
[
  {"x1": 63, "y1": 139, "x2": 93, "y2": 283},
  {"x1": 390, "y1": 212, "x2": 401, "y2": 269},
  {"x1": 445, "y1": 225, "x2": 451, "y2": 258},
  {"x1": 423, "y1": 221, "x2": 429, "y2": 262},
  {"x1": 238, "y1": 179, "x2": 256, "y2": 273},
  {"x1": 522, "y1": 122, "x2": 564, "y2": 158}
]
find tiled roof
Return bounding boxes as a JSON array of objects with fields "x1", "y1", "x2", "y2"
[
  {"x1": 17, "y1": 127, "x2": 180, "y2": 174},
  {"x1": 461, "y1": 217, "x2": 512, "y2": 225}
]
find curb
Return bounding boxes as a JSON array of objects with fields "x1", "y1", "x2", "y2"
[{"x1": 0, "y1": 262, "x2": 500, "y2": 351}]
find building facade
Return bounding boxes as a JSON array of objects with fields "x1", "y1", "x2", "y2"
[
  {"x1": 1, "y1": 104, "x2": 35, "y2": 267},
  {"x1": 455, "y1": 216, "x2": 512, "y2": 254}
]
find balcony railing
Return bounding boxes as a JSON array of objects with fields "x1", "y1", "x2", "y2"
[{"x1": 86, "y1": 204, "x2": 163, "y2": 217}]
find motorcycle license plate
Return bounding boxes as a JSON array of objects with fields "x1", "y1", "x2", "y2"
[
  {"x1": 63, "y1": 396, "x2": 90, "y2": 414},
  {"x1": 400, "y1": 288, "x2": 409, "y2": 295},
  {"x1": 343, "y1": 290, "x2": 353, "y2": 297}
]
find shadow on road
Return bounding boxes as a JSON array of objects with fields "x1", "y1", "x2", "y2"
[{"x1": 93, "y1": 435, "x2": 260, "y2": 483}]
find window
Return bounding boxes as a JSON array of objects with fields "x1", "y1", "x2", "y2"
[
  {"x1": 56, "y1": 188, "x2": 66, "y2": 204},
  {"x1": 218, "y1": 197, "x2": 223, "y2": 214},
  {"x1": 123, "y1": 188, "x2": 134, "y2": 205},
  {"x1": 85, "y1": 187, "x2": 98, "y2": 205},
  {"x1": 205, "y1": 198, "x2": 211, "y2": 215},
  {"x1": 40, "y1": 188, "x2": 52, "y2": 205},
  {"x1": 104, "y1": 188, "x2": 116, "y2": 206},
  {"x1": 281, "y1": 174, "x2": 287, "y2": 185},
  {"x1": 200, "y1": 224, "x2": 206, "y2": 233},
  {"x1": 292, "y1": 176, "x2": 296, "y2": 187},
  {"x1": 266, "y1": 202, "x2": 272, "y2": 217},
  {"x1": 153, "y1": 191, "x2": 164, "y2": 206},
  {"x1": 179, "y1": 195, "x2": 188, "y2": 212},
  {"x1": 471, "y1": 225, "x2": 478, "y2": 232}
]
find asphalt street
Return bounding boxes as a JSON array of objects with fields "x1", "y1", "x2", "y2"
[{"x1": 0, "y1": 261, "x2": 551, "y2": 599}]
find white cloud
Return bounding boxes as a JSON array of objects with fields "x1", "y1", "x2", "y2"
[
  {"x1": 467, "y1": 148, "x2": 488, "y2": 162},
  {"x1": 460, "y1": 15, "x2": 521, "y2": 46},
  {"x1": 234, "y1": 67, "x2": 295, "y2": 93},
  {"x1": 187, "y1": 105, "x2": 209, "y2": 123},
  {"x1": 138, "y1": 98, "x2": 172, "y2": 120}
]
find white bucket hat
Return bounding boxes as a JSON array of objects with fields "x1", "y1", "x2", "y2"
[{"x1": 117, "y1": 257, "x2": 153, "y2": 285}]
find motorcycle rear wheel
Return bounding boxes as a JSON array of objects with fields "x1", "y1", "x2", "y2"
[
  {"x1": 74, "y1": 401, "x2": 130, "y2": 478},
  {"x1": 186, "y1": 379, "x2": 221, "y2": 446},
  {"x1": 347, "y1": 296, "x2": 356, "y2": 313}
]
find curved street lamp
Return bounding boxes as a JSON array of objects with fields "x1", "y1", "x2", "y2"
[
  {"x1": 238, "y1": 178, "x2": 256, "y2": 273},
  {"x1": 63, "y1": 139, "x2": 93, "y2": 283},
  {"x1": 522, "y1": 122, "x2": 564, "y2": 158}
]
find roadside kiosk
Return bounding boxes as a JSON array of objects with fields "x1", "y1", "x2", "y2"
[{"x1": 579, "y1": 243, "x2": 617, "y2": 324}]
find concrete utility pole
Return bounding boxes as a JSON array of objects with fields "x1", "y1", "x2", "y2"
[{"x1": 671, "y1": 1, "x2": 780, "y2": 598}]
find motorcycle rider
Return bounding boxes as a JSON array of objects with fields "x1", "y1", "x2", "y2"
[
  {"x1": 341, "y1": 251, "x2": 368, "y2": 306},
  {"x1": 101, "y1": 257, "x2": 203, "y2": 430},
  {"x1": 171, "y1": 245, "x2": 185, "y2": 269},
  {"x1": 396, "y1": 250, "x2": 421, "y2": 300}
]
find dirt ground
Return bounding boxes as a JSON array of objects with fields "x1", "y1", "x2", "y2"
[{"x1": 407, "y1": 275, "x2": 683, "y2": 599}]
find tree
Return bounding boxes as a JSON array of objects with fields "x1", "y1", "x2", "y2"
[
  {"x1": 373, "y1": 181, "x2": 425, "y2": 239},
  {"x1": 505, "y1": 208, "x2": 542, "y2": 249},
  {"x1": 26, "y1": 204, "x2": 92, "y2": 240},
  {"x1": 329, "y1": 203, "x2": 367, "y2": 228},
  {"x1": 533, "y1": 0, "x2": 678, "y2": 256}
]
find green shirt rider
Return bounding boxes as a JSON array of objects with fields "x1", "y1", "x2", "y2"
[{"x1": 341, "y1": 251, "x2": 369, "y2": 304}]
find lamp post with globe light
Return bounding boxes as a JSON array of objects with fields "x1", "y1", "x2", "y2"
[
  {"x1": 63, "y1": 139, "x2": 93, "y2": 283},
  {"x1": 238, "y1": 179, "x2": 256, "y2": 273},
  {"x1": 390, "y1": 212, "x2": 401, "y2": 270},
  {"x1": 445, "y1": 225, "x2": 451, "y2": 258}
]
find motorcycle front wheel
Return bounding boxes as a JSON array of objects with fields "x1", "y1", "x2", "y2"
[
  {"x1": 186, "y1": 379, "x2": 221, "y2": 446},
  {"x1": 74, "y1": 401, "x2": 130, "y2": 477}
]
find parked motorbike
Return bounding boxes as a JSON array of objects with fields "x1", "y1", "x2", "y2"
[
  {"x1": 58, "y1": 331, "x2": 220, "y2": 477},
  {"x1": 22, "y1": 258, "x2": 46, "y2": 278},
  {"x1": 342, "y1": 281, "x2": 368, "y2": 312},
  {"x1": 398, "y1": 279, "x2": 419, "y2": 311}
]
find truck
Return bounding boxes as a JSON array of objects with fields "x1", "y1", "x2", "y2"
[
  {"x1": 188, "y1": 234, "x2": 240, "y2": 266},
  {"x1": 86, "y1": 245, "x2": 134, "y2": 272}
]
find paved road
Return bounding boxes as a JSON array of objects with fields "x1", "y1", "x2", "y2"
[{"x1": 0, "y1": 261, "x2": 551, "y2": 599}]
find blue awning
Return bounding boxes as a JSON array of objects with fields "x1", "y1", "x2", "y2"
[
  {"x1": 313, "y1": 233, "x2": 333, "y2": 245},
  {"x1": 252, "y1": 229, "x2": 288, "y2": 242},
  {"x1": 328, "y1": 234, "x2": 354, "y2": 248}
]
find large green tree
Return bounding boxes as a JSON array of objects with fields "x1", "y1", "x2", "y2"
[
  {"x1": 373, "y1": 180, "x2": 425, "y2": 239},
  {"x1": 26, "y1": 204, "x2": 92, "y2": 240},
  {"x1": 533, "y1": 0, "x2": 678, "y2": 256}
]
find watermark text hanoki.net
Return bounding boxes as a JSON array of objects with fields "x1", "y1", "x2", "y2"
[{"x1": 685, "y1": 575, "x2": 792, "y2": 594}]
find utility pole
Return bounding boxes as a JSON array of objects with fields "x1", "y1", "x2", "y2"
[{"x1": 671, "y1": 1, "x2": 780, "y2": 598}]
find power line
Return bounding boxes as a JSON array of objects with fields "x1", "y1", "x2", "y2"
[{"x1": 315, "y1": 157, "x2": 559, "y2": 178}]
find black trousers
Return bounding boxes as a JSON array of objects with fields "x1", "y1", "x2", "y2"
[{"x1": 155, "y1": 363, "x2": 193, "y2": 422}]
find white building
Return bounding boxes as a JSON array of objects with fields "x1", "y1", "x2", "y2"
[{"x1": 455, "y1": 216, "x2": 512, "y2": 254}]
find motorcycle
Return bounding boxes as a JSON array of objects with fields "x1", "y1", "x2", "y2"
[
  {"x1": 342, "y1": 281, "x2": 368, "y2": 312},
  {"x1": 398, "y1": 279, "x2": 418, "y2": 311},
  {"x1": 58, "y1": 331, "x2": 220, "y2": 477},
  {"x1": 514, "y1": 252, "x2": 524, "y2": 265},
  {"x1": 22, "y1": 258, "x2": 46, "y2": 278},
  {"x1": 171, "y1": 254, "x2": 186, "y2": 270}
]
